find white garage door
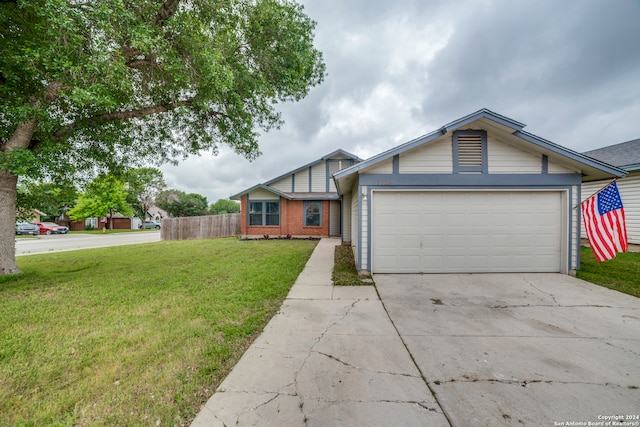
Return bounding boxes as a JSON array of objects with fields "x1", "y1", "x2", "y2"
[{"x1": 372, "y1": 191, "x2": 563, "y2": 273}]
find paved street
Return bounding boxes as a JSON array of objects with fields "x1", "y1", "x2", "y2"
[{"x1": 15, "y1": 231, "x2": 161, "y2": 256}]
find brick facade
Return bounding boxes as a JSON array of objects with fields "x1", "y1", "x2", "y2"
[{"x1": 240, "y1": 195, "x2": 331, "y2": 237}]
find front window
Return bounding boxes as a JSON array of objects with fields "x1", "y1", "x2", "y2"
[
  {"x1": 304, "y1": 201, "x2": 322, "y2": 227},
  {"x1": 249, "y1": 201, "x2": 280, "y2": 226}
]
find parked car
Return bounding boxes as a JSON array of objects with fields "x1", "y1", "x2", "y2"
[
  {"x1": 15, "y1": 222, "x2": 40, "y2": 236},
  {"x1": 32, "y1": 222, "x2": 69, "y2": 235},
  {"x1": 139, "y1": 220, "x2": 161, "y2": 229}
]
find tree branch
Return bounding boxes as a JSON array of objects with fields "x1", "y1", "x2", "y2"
[
  {"x1": 52, "y1": 99, "x2": 209, "y2": 141},
  {"x1": 155, "y1": 0, "x2": 180, "y2": 26}
]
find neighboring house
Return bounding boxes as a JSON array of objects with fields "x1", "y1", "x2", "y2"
[
  {"x1": 146, "y1": 206, "x2": 168, "y2": 221},
  {"x1": 132, "y1": 206, "x2": 168, "y2": 229},
  {"x1": 332, "y1": 109, "x2": 625, "y2": 275},
  {"x1": 67, "y1": 215, "x2": 132, "y2": 231},
  {"x1": 581, "y1": 138, "x2": 640, "y2": 244},
  {"x1": 231, "y1": 150, "x2": 362, "y2": 238},
  {"x1": 16, "y1": 208, "x2": 46, "y2": 223}
]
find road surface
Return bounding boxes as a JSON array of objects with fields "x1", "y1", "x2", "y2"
[{"x1": 15, "y1": 231, "x2": 161, "y2": 256}]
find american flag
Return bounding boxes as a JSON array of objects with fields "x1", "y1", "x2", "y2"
[{"x1": 581, "y1": 181, "x2": 628, "y2": 262}]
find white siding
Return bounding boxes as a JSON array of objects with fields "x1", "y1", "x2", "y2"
[
  {"x1": 581, "y1": 172, "x2": 640, "y2": 244},
  {"x1": 399, "y1": 136, "x2": 453, "y2": 173},
  {"x1": 328, "y1": 178, "x2": 337, "y2": 193},
  {"x1": 342, "y1": 192, "x2": 352, "y2": 243},
  {"x1": 329, "y1": 200, "x2": 341, "y2": 236},
  {"x1": 350, "y1": 182, "x2": 359, "y2": 263},
  {"x1": 248, "y1": 188, "x2": 279, "y2": 200},
  {"x1": 365, "y1": 159, "x2": 393, "y2": 174},
  {"x1": 270, "y1": 176, "x2": 292, "y2": 192},
  {"x1": 311, "y1": 163, "x2": 326, "y2": 192},
  {"x1": 549, "y1": 160, "x2": 577, "y2": 174},
  {"x1": 294, "y1": 169, "x2": 310, "y2": 192},
  {"x1": 488, "y1": 137, "x2": 542, "y2": 173}
]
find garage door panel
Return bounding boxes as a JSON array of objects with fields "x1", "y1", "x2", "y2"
[{"x1": 372, "y1": 191, "x2": 562, "y2": 273}]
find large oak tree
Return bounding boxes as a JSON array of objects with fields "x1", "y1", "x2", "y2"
[{"x1": 0, "y1": 0, "x2": 325, "y2": 274}]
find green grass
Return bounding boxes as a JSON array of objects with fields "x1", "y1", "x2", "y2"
[
  {"x1": 577, "y1": 246, "x2": 640, "y2": 297},
  {"x1": 0, "y1": 238, "x2": 317, "y2": 426},
  {"x1": 332, "y1": 244, "x2": 372, "y2": 286}
]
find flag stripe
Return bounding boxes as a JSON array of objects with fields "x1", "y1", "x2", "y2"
[{"x1": 581, "y1": 182, "x2": 628, "y2": 262}]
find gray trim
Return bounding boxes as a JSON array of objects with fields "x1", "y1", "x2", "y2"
[
  {"x1": 577, "y1": 183, "x2": 582, "y2": 271},
  {"x1": 291, "y1": 174, "x2": 295, "y2": 192},
  {"x1": 443, "y1": 108, "x2": 525, "y2": 133},
  {"x1": 357, "y1": 185, "x2": 363, "y2": 271},
  {"x1": 303, "y1": 201, "x2": 323, "y2": 227},
  {"x1": 514, "y1": 130, "x2": 627, "y2": 177},
  {"x1": 231, "y1": 184, "x2": 291, "y2": 201},
  {"x1": 359, "y1": 173, "x2": 582, "y2": 187},
  {"x1": 392, "y1": 155, "x2": 400, "y2": 174},
  {"x1": 622, "y1": 163, "x2": 640, "y2": 172},
  {"x1": 366, "y1": 186, "x2": 372, "y2": 272},
  {"x1": 326, "y1": 161, "x2": 331, "y2": 192},
  {"x1": 568, "y1": 186, "x2": 573, "y2": 271},
  {"x1": 542, "y1": 155, "x2": 548, "y2": 174},
  {"x1": 367, "y1": 186, "x2": 573, "y2": 274},
  {"x1": 308, "y1": 167, "x2": 312, "y2": 192},
  {"x1": 264, "y1": 149, "x2": 362, "y2": 186},
  {"x1": 247, "y1": 199, "x2": 281, "y2": 226},
  {"x1": 333, "y1": 109, "x2": 627, "y2": 185}
]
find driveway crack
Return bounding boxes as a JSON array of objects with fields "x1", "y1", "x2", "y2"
[
  {"x1": 524, "y1": 278, "x2": 559, "y2": 305},
  {"x1": 313, "y1": 350, "x2": 420, "y2": 378},
  {"x1": 292, "y1": 300, "x2": 360, "y2": 394}
]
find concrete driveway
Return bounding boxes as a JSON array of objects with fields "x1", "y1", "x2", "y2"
[{"x1": 375, "y1": 273, "x2": 640, "y2": 426}]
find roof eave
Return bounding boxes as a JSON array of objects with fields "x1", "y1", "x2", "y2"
[{"x1": 230, "y1": 184, "x2": 292, "y2": 200}]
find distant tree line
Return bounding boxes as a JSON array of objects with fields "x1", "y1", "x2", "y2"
[{"x1": 17, "y1": 167, "x2": 240, "y2": 226}]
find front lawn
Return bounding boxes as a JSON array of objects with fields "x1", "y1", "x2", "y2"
[
  {"x1": 577, "y1": 246, "x2": 640, "y2": 297},
  {"x1": 0, "y1": 238, "x2": 317, "y2": 426}
]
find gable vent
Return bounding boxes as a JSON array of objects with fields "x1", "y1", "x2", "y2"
[{"x1": 457, "y1": 134, "x2": 483, "y2": 166}]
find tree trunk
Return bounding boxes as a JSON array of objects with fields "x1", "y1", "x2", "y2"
[
  {"x1": 1, "y1": 120, "x2": 38, "y2": 275},
  {"x1": 0, "y1": 170, "x2": 20, "y2": 274}
]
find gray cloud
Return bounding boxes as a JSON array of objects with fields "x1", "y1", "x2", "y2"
[{"x1": 163, "y1": 0, "x2": 640, "y2": 203}]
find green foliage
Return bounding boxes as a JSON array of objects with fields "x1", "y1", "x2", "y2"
[
  {"x1": 17, "y1": 180, "x2": 78, "y2": 221},
  {"x1": 124, "y1": 167, "x2": 166, "y2": 219},
  {"x1": 0, "y1": 0, "x2": 325, "y2": 179},
  {"x1": 68, "y1": 174, "x2": 133, "y2": 221},
  {"x1": 332, "y1": 244, "x2": 372, "y2": 286},
  {"x1": 156, "y1": 189, "x2": 208, "y2": 217},
  {"x1": 209, "y1": 199, "x2": 240, "y2": 215}
]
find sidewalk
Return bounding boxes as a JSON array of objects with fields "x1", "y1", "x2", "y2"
[{"x1": 190, "y1": 238, "x2": 449, "y2": 426}]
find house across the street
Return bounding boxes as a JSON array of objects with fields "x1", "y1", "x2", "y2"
[{"x1": 234, "y1": 109, "x2": 626, "y2": 275}]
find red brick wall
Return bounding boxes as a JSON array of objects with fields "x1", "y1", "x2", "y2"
[{"x1": 240, "y1": 196, "x2": 330, "y2": 237}]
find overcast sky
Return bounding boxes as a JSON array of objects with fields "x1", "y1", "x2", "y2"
[{"x1": 161, "y1": 0, "x2": 640, "y2": 203}]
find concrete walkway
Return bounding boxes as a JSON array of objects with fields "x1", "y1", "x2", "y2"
[{"x1": 190, "y1": 238, "x2": 450, "y2": 426}]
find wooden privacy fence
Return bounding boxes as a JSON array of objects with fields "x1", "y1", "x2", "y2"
[{"x1": 161, "y1": 214, "x2": 241, "y2": 241}]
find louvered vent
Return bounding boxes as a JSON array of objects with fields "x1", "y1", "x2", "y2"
[{"x1": 457, "y1": 134, "x2": 483, "y2": 166}]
